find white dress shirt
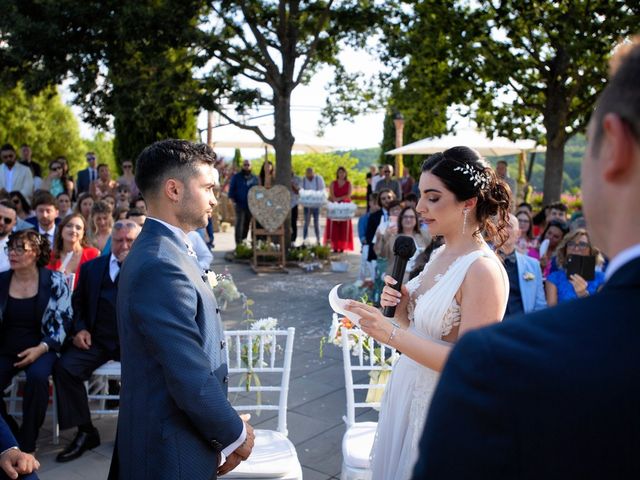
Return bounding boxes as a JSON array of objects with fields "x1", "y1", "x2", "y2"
[
  {"x1": 109, "y1": 253, "x2": 121, "y2": 283},
  {"x1": 0, "y1": 237, "x2": 10, "y2": 273},
  {"x1": 605, "y1": 243, "x2": 640, "y2": 282}
]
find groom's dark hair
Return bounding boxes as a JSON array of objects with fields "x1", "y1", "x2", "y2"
[{"x1": 135, "y1": 139, "x2": 217, "y2": 199}]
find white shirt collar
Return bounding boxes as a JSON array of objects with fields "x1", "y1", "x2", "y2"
[
  {"x1": 39, "y1": 225, "x2": 56, "y2": 236},
  {"x1": 109, "y1": 253, "x2": 120, "y2": 282},
  {"x1": 605, "y1": 242, "x2": 640, "y2": 282},
  {"x1": 147, "y1": 217, "x2": 195, "y2": 252}
]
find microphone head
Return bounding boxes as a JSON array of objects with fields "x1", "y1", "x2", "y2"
[{"x1": 393, "y1": 235, "x2": 417, "y2": 259}]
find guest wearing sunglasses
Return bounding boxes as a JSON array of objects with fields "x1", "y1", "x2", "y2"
[
  {"x1": 116, "y1": 160, "x2": 139, "y2": 199},
  {"x1": 0, "y1": 230, "x2": 72, "y2": 454},
  {"x1": 545, "y1": 229, "x2": 605, "y2": 306},
  {"x1": 40, "y1": 160, "x2": 70, "y2": 198},
  {"x1": 0, "y1": 201, "x2": 17, "y2": 273}
]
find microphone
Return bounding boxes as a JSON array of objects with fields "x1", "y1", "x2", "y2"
[{"x1": 382, "y1": 236, "x2": 417, "y2": 318}]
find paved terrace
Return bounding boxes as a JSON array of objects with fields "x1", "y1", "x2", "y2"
[{"x1": 32, "y1": 219, "x2": 373, "y2": 479}]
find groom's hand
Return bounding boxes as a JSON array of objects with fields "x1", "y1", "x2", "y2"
[{"x1": 217, "y1": 414, "x2": 255, "y2": 476}]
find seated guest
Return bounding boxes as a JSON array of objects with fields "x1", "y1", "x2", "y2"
[
  {"x1": 89, "y1": 164, "x2": 116, "y2": 199},
  {"x1": 25, "y1": 192, "x2": 59, "y2": 247},
  {"x1": 0, "y1": 230, "x2": 72, "y2": 453},
  {"x1": 374, "y1": 206, "x2": 430, "y2": 282},
  {"x1": 101, "y1": 193, "x2": 116, "y2": 213},
  {"x1": 112, "y1": 206, "x2": 129, "y2": 222},
  {"x1": 538, "y1": 219, "x2": 569, "y2": 278},
  {"x1": 55, "y1": 192, "x2": 73, "y2": 219},
  {"x1": 53, "y1": 220, "x2": 141, "y2": 463},
  {"x1": 515, "y1": 209, "x2": 539, "y2": 258},
  {"x1": 499, "y1": 214, "x2": 547, "y2": 317},
  {"x1": 125, "y1": 208, "x2": 146, "y2": 227},
  {"x1": 114, "y1": 184, "x2": 130, "y2": 210},
  {"x1": 0, "y1": 200, "x2": 17, "y2": 273},
  {"x1": 47, "y1": 214, "x2": 99, "y2": 290},
  {"x1": 0, "y1": 415, "x2": 40, "y2": 480},
  {"x1": 402, "y1": 192, "x2": 418, "y2": 209},
  {"x1": 545, "y1": 228, "x2": 605, "y2": 306},
  {"x1": 8, "y1": 192, "x2": 32, "y2": 222},
  {"x1": 40, "y1": 160, "x2": 71, "y2": 198},
  {"x1": 130, "y1": 195, "x2": 147, "y2": 216},
  {"x1": 73, "y1": 193, "x2": 94, "y2": 224},
  {"x1": 88, "y1": 201, "x2": 113, "y2": 255}
]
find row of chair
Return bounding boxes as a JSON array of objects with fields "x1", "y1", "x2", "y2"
[{"x1": 3, "y1": 325, "x2": 395, "y2": 480}]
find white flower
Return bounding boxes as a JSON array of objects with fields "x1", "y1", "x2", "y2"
[
  {"x1": 206, "y1": 271, "x2": 218, "y2": 288},
  {"x1": 250, "y1": 317, "x2": 278, "y2": 331},
  {"x1": 328, "y1": 314, "x2": 340, "y2": 343},
  {"x1": 523, "y1": 271, "x2": 535, "y2": 281}
]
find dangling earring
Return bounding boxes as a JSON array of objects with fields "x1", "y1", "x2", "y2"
[{"x1": 462, "y1": 208, "x2": 469, "y2": 235}]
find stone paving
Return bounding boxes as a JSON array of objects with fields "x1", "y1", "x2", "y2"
[{"x1": 30, "y1": 220, "x2": 372, "y2": 479}]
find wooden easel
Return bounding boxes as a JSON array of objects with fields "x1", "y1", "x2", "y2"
[{"x1": 251, "y1": 218, "x2": 287, "y2": 273}]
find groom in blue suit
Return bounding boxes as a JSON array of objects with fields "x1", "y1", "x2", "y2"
[
  {"x1": 110, "y1": 140, "x2": 254, "y2": 479},
  {"x1": 412, "y1": 39, "x2": 640, "y2": 478}
]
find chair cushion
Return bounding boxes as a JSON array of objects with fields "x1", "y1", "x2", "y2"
[
  {"x1": 225, "y1": 429, "x2": 301, "y2": 478},
  {"x1": 342, "y1": 422, "x2": 377, "y2": 469}
]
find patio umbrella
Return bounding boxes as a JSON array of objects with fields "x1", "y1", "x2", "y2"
[
  {"x1": 210, "y1": 124, "x2": 339, "y2": 154},
  {"x1": 385, "y1": 128, "x2": 545, "y2": 157}
]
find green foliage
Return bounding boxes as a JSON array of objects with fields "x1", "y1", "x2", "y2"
[
  {"x1": 384, "y1": 0, "x2": 639, "y2": 202},
  {"x1": 0, "y1": 84, "x2": 86, "y2": 175},
  {"x1": 287, "y1": 244, "x2": 330, "y2": 262},
  {"x1": 232, "y1": 149, "x2": 243, "y2": 169},
  {"x1": 0, "y1": 1, "x2": 204, "y2": 162},
  {"x1": 234, "y1": 243, "x2": 254, "y2": 260},
  {"x1": 291, "y1": 152, "x2": 366, "y2": 189}
]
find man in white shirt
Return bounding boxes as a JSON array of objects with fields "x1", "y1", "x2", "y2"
[
  {"x1": 0, "y1": 200, "x2": 17, "y2": 273},
  {"x1": 302, "y1": 167, "x2": 325, "y2": 244},
  {"x1": 0, "y1": 144, "x2": 34, "y2": 200}
]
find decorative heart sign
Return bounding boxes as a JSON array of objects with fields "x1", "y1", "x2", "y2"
[{"x1": 248, "y1": 185, "x2": 291, "y2": 232}]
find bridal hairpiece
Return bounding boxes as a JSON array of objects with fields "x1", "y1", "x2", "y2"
[{"x1": 454, "y1": 164, "x2": 490, "y2": 191}]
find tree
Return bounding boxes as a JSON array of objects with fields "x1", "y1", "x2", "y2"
[
  {"x1": 0, "y1": 84, "x2": 87, "y2": 175},
  {"x1": 385, "y1": 0, "x2": 639, "y2": 203},
  {"x1": 198, "y1": 0, "x2": 382, "y2": 242},
  {"x1": 0, "y1": 1, "x2": 205, "y2": 161}
]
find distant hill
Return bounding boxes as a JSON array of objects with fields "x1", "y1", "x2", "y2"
[{"x1": 336, "y1": 147, "x2": 381, "y2": 170}]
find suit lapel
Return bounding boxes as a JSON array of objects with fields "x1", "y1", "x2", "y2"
[
  {"x1": 515, "y1": 253, "x2": 531, "y2": 312},
  {"x1": 603, "y1": 256, "x2": 640, "y2": 290}
]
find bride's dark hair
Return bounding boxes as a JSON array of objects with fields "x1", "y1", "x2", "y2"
[{"x1": 421, "y1": 146, "x2": 511, "y2": 247}]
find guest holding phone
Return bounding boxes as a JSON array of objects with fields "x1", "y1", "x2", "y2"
[{"x1": 545, "y1": 229, "x2": 604, "y2": 306}]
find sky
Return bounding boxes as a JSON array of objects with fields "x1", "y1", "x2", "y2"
[{"x1": 66, "y1": 47, "x2": 387, "y2": 160}]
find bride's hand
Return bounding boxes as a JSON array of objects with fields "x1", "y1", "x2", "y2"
[
  {"x1": 345, "y1": 301, "x2": 393, "y2": 344},
  {"x1": 381, "y1": 276, "x2": 409, "y2": 313}
]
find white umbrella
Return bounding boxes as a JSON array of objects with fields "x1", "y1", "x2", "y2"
[
  {"x1": 386, "y1": 128, "x2": 545, "y2": 157},
  {"x1": 210, "y1": 124, "x2": 339, "y2": 153}
]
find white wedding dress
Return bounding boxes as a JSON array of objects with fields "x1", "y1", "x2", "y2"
[{"x1": 370, "y1": 245, "x2": 508, "y2": 480}]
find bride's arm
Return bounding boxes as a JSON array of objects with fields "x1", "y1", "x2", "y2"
[{"x1": 347, "y1": 257, "x2": 506, "y2": 372}]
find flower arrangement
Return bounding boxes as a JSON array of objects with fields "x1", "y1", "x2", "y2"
[
  {"x1": 321, "y1": 312, "x2": 397, "y2": 405},
  {"x1": 299, "y1": 189, "x2": 327, "y2": 208},
  {"x1": 326, "y1": 201, "x2": 357, "y2": 220},
  {"x1": 523, "y1": 271, "x2": 536, "y2": 281},
  {"x1": 239, "y1": 317, "x2": 280, "y2": 406},
  {"x1": 210, "y1": 268, "x2": 241, "y2": 310}
]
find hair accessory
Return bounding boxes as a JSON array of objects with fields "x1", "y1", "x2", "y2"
[{"x1": 454, "y1": 164, "x2": 490, "y2": 191}]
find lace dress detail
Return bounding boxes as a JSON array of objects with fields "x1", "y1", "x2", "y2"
[{"x1": 369, "y1": 245, "x2": 508, "y2": 480}]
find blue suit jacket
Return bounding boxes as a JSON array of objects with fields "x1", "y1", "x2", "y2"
[
  {"x1": 515, "y1": 251, "x2": 547, "y2": 313},
  {"x1": 76, "y1": 168, "x2": 91, "y2": 194},
  {"x1": 71, "y1": 255, "x2": 111, "y2": 334},
  {"x1": 113, "y1": 219, "x2": 242, "y2": 479},
  {"x1": 0, "y1": 416, "x2": 17, "y2": 455},
  {"x1": 412, "y1": 256, "x2": 640, "y2": 479}
]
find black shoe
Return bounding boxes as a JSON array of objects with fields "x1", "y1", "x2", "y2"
[{"x1": 56, "y1": 428, "x2": 101, "y2": 463}]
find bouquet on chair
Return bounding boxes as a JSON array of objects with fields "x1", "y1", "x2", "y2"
[
  {"x1": 322, "y1": 313, "x2": 397, "y2": 405},
  {"x1": 240, "y1": 317, "x2": 280, "y2": 406}
]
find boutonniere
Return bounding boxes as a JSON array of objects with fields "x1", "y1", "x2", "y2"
[
  {"x1": 523, "y1": 271, "x2": 535, "y2": 281},
  {"x1": 205, "y1": 271, "x2": 218, "y2": 288}
]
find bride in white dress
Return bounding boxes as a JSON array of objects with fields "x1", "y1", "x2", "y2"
[{"x1": 347, "y1": 146, "x2": 512, "y2": 480}]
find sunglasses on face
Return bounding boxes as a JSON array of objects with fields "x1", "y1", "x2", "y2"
[
  {"x1": 567, "y1": 241, "x2": 590, "y2": 249},
  {"x1": 114, "y1": 221, "x2": 138, "y2": 230},
  {"x1": 123, "y1": 165, "x2": 132, "y2": 169},
  {"x1": 401, "y1": 215, "x2": 416, "y2": 220},
  {"x1": 0, "y1": 216, "x2": 14, "y2": 225},
  {"x1": 50, "y1": 166, "x2": 62, "y2": 171},
  {"x1": 5, "y1": 246, "x2": 31, "y2": 255}
]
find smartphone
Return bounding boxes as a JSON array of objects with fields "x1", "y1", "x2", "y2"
[
  {"x1": 566, "y1": 254, "x2": 596, "y2": 281},
  {"x1": 388, "y1": 215, "x2": 398, "y2": 226}
]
